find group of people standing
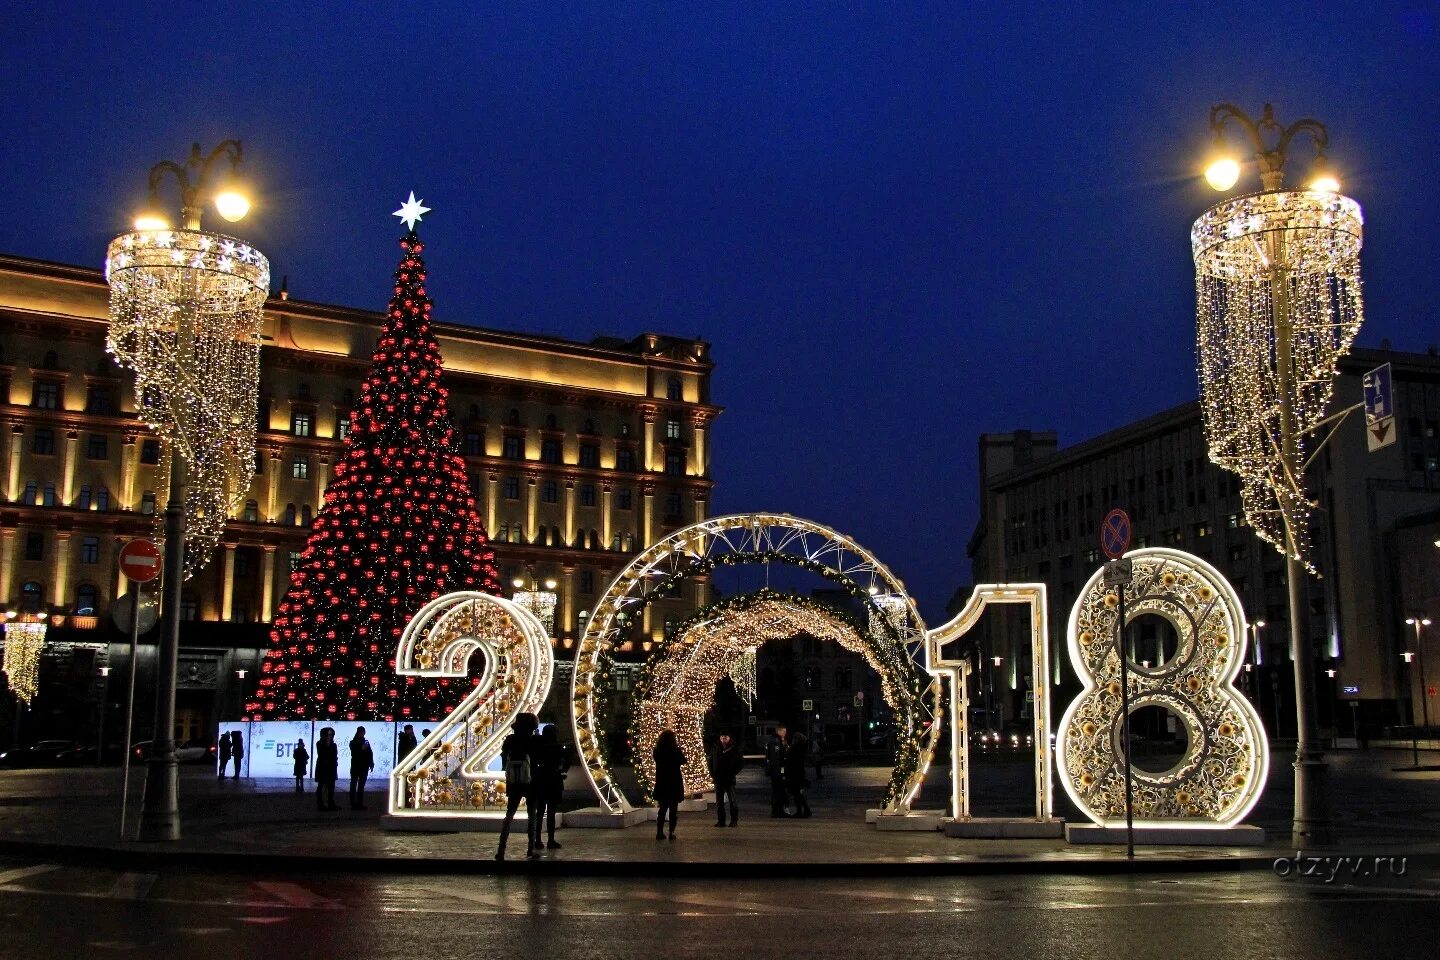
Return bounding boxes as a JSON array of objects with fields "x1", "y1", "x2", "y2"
[
  {"x1": 302, "y1": 727, "x2": 376, "y2": 810},
  {"x1": 495, "y1": 712, "x2": 569, "y2": 860},
  {"x1": 765, "y1": 725, "x2": 814, "y2": 818}
]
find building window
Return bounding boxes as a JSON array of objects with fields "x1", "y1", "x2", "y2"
[
  {"x1": 86, "y1": 434, "x2": 108, "y2": 459},
  {"x1": 95, "y1": 487, "x2": 109, "y2": 511},
  {"x1": 497, "y1": 523, "x2": 509, "y2": 542},
  {"x1": 85, "y1": 386, "x2": 116, "y2": 415},
  {"x1": 20, "y1": 581, "x2": 44, "y2": 613},
  {"x1": 77, "y1": 486, "x2": 92, "y2": 510},
  {"x1": 291, "y1": 411, "x2": 312, "y2": 437},
  {"x1": 502, "y1": 435, "x2": 524, "y2": 459},
  {"x1": 464, "y1": 432, "x2": 482, "y2": 456},
  {"x1": 664, "y1": 450, "x2": 684, "y2": 476},
  {"x1": 32, "y1": 381, "x2": 59, "y2": 409},
  {"x1": 664, "y1": 492, "x2": 682, "y2": 519},
  {"x1": 31, "y1": 428, "x2": 55, "y2": 455},
  {"x1": 666, "y1": 378, "x2": 682, "y2": 401},
  {"x1": 503, "y1": 477, "x2": 521, "y2": 500},
  {"x1": 81, "y1": 536, "x2": 99, "y2": 564},
  {"x1": 283, "y1": 504, "x2": 297, "y2": 525},
  {"x1": 288, "y1": 550, "x2": 304, "y2": 572},
  {"x1": 1228, "y1": 544, "x2": 1246, "y2": 562},
  {"x1": 180, "y1": 595, "x2": 199, "y2": 621},
  {"x1": 141, "y1": 439, "x2": 161, "y2": 464},
  {"x1": 617, "y1": 488, "x2": 633, "y2": 510},
  {"x1": 665, "y1": 419, "x2": 682, "y2": 440},
  {"x1": 615, "y1": 448, "x2": 635, "y2": 471},
  {"x1": 579, "y1": 444, "x2": 599, "y2": 468},
  {"x1": 1193, "y1": 521, "x2": 1211, "y2": 538},
  {"x1": 74, "y1": 583, "x2": 98, "y2": 615},
  {"x1": 244, "y1": 499, "x2": 259, "y2": 522},
  {"x1": 301, "y1": 504, "x2": 312, "y2": 526},
  {"x1": 42, "y1": 484, "x2": 56, "y2": 507},
  {"x1": 337, "y1": 416, "x2": 351, "y2": 440},
  {"x1": 835, "y1": 667, "x2": 852, "y2": 690},
  {"x1": 1164, "y1": 528, "x2": 1183, "y2": 545},
  {"x1": 545, "y1": 413, "x2": 558, "y2": 430},
  {"x1": 292, "y1": 456, "x2": 309, "y2": 480},
  {"x1": 541, "y1": 480, "x2": 560, "y2": 503},
  {"x1": 24, "y1": 532, "x2": 44, "y2": 561},
  {"x1": 140, "y1": 491, "x2": 156, "y2": 515},
  {"x1": 541, "y1": 439, "x2": 562, "y2": 464},
  {"x1": 580, "y1": 570, "x2": 595, "y2": 594},
  {"x1": 580, "y1": 484, "x2": 597, "y2": 507},
  {"x1": 20, "y1": 481, "x2": 37, "y2": 505}
]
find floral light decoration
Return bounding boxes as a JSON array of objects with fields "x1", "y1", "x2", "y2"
[
  {"x1": 2, "y1": 618, "x2": 47, "y2": 706},
  {"x1": 1193, "y1": 190, "x2": 1363, "y2": 569},
  {"x1": 105, "y1": 229, "x2": 269, "y2": 577}
]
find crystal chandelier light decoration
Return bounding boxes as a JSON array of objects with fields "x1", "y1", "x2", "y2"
[
  {"x1": 512, "y1": 589, "x2": 558, "y2": 636},
  {"x1": 2, "y1": 618, "x2": 48, "y2": 705},
  {"x1": 1192, "y1": 190, "x2": 1363, "y2": 569},
  {"x1": 105, "y1": 230, "x2": 269, "y2": 576}
]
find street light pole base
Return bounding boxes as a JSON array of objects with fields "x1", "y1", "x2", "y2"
[
  {"x1": 137, "y1": 756, "x2": 181, "y2": 842},
  {"x1": 1291, "y1": 754, "x2": 1333, "y2": 848}
]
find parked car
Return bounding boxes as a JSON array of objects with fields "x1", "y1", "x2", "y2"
[
  {"x1": 129, "y1": 738, "x2": 217, "y2": 764},
  {"x1": 0, "y1": 739, "x2": 81, "y2": 768}
]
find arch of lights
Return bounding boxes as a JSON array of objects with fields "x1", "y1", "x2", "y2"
[{"x1": 570, "y1": 513, "x2": 941, "y2": 815}]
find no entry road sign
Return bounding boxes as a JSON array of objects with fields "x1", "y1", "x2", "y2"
[
  {"x1": 1100, "y1": 509, "x2": 1132, "y2": 561},
  {"x1": 118, "y1": 539, "x2": 162, "y2": 583}
]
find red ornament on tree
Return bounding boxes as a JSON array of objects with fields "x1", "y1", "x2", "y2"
[{"x1": 247, "y1": 206, "x2": 500, "y2": 721}]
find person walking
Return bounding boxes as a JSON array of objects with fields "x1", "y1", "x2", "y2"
[
  {"x1": 765, "y1": 725, "x2": 789, "y2": 817},
  {"x1": 348, "y1": 727, "x2": 375, "y2": 810},
  {"x1": 785, "y1": 730, "x2": 811, "y2": 818},
  {"x1": 229, "y1": 730, "x2": 245, "y2": 780},
  {"x1": 397, "y1": 724, "x2": 418, "y2": 759},
  {"x1": 292, "y1": 738, "x2": 309, "y2": 793},
  {"x1": 315, "y1": 727, "x2": 340, "y2": 811},
  {"x1": 532, "y1": 724, "x2": 568, "y2": 851},
  {"x1": 710, "y1": 732, "x2": 743, "y2": 827},
  {"x1": 652, "y1": 729, "x2": 686, "y2": 840},
  {"x1": 217, "y1": 731, "x2": 231, "y2": 781},
  {"x1": 812, "y1": 725, "x2": 826, "y2": 781},
  {"x1": 496, "y1": 712, "x2": 542, "y2": 861}
]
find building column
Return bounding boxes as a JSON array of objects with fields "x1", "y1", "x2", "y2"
[
  {"x1": 3, "y1": 424, "x2": 20, "y2": 500},
  {"x1": 691, "y1": 417, "x2": 708, "y2": 477},
  {"x1": 314, "y1": 456, "x2": 330, "y2": 510},
  {"x1": 641, "y1": 405, "x2": 657, "y2": 471},
  {"x1": 641, "y1": 483, "x2": 655, "y2": 548},
  {"x1": 525, "y1": 475, "x2": 539, "y2": 542},
  {"x1": 486, "y1": 473, "x2": 499, "y2": 538},
  {"x1": 601, "y1": 484, "x2": 613, "y2": 549},
  {"x1": 260, "y1": 546, "x2": 278, "y2": 622},
  {"x1": 61, "y1": 431, "x2": 79, "y2": 505},
  {"x1": 220, "y1": 543, "x2": 237, "y2": 622},
  {"x1": 564, "y1": 480, "x2": 577, "y2": 546},
  {"x1": 264, "y1": 449, "x2": 282, "y2": 521},
  {"x1": 561, "y1": 565, "x2": 576, "y2": 639},
  {"x1": 52, "y1": 530, "x2": 72, "y2": 610},
  {"x1": 0, "y1": 527, "x2": 16, "y2": 606},
  {"x1": 121, "y1": 433, "x2": 139, "y2": 509}
]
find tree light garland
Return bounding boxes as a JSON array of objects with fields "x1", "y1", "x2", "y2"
[
  {"x1": 2, "y1": 619, "x2": 47, "y2": 706},
  {"x1": 1192, "y1": 190, "x2": 1363, "y2": 569},
  {"x1": 105, "y1": 229, "x2": 269, "y2": 577}
]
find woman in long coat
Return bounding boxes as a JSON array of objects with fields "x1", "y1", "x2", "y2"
[
  {"x1": 314, "y1": 727, "x2": 339, "y2": 811},
  {"x1": 652, "y1": 729, "x2": 687, "y2": 840}
]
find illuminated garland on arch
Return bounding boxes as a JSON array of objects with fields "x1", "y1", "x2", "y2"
[{"x1": 625, "y1": 588, "x2": 928, "y2": 806}]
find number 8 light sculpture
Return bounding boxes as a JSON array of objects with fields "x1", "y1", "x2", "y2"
[{"x1": 388, "y1": 592, "x2": 554, "y2": 819}]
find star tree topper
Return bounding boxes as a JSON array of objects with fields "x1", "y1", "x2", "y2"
[{"x1": 393, "y1": 191, "x2": 431, "y2": 231}]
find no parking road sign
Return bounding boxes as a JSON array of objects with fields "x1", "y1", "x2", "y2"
[
  {"x1": 118, "y1": 539, "x2": 162, "y2": 583},
  {"x1": 1100, "y1": 509, "x2": 1132, "y2": 560}
]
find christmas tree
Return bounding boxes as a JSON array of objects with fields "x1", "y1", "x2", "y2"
[{"x1": 248, "y1": 195, "x2": 501, "y2": 721}]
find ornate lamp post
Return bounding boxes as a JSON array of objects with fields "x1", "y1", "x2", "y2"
[
  {"x1": 1192, "y1": 103, "x2": 1363, "y2": 846},
  {"x1": 511, "y1": 569, "x2": 559, "y2": 637},
  {"x1": 105, "y1": 141, "x2": 267, "y2": 841}
]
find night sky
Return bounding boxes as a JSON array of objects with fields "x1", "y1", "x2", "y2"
[{"x1": 2, "y1": 3, "x2": 1437, "y2": 622}]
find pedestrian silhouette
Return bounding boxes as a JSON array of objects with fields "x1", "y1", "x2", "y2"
[
  {"x1": 652, "y1": 728, "x2": 687, "y2": 840},
  {"x1": 766, "y1": 726, "x2": 789, "y2": 817},
  {"x1": 398, "y1": 723, "x2": 418, "y2": 758},
  {"x1": 229, "y1": 730, "x2": 245, "y2": 780},
  {"x1": 292, "y1": 738, "x2": 309, "y2": 793},
  {"x1": 348, "y1": 727, "x2": 375, "y2": 809},
  {"x1": 315, "y1": 727, "x2": 340, "y2": 811},
  {"x1": 533, "y1": 724, "x2": 568, "y2": 850},
  {"x1": 710, "y1": 732, "x2": 742, "y2": 826},
  {"x1": 786, "y1": 731, "x2": 811, "y2": 817},
  {"x1": 217, "y1": 731, "x2": 231, "y2": 780},
  {"x1": 496, "y1": 712, "x2": 542, "y2": 860}
]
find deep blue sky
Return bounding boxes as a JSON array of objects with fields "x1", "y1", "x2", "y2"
[{"x1": 2, "y1": 3, "x2": 1437, "y2": 621}]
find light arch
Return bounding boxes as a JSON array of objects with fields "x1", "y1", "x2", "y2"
[{"x1": 569, "y1": 512, "x2": 942, "y2": 814}]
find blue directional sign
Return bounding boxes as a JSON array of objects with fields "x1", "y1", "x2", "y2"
[{"x1": 1363, "y1": 363, "x2": 1395, "y2": 452}]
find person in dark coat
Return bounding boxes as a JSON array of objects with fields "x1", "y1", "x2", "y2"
[
  {"x1": 785, "y1": 731, "x2": 811, "y2": 817},
  {"x1": 530, "y1": 724, "x2": 568, "y2": 851},
  {"x1": 229, "y1": 730, "x2": 245, "y2": 780},
  {"x1": 315, "y1": 727, "x2": 340, "y2": 811},
  {"x1": 765, "y1": 726, "x2": 789, "y2": 817},
  {"x1": 291, "y1": 738, "x2": 309, "y2": 793},
  {"x1": 710, "y1": 733, "x2": 743, "y2": 826},
  {"x1": 348, "y1": 727, "x2": 375, "y2": 810},
  {"x1": 397, "y1": 724, "x2": 418, "y2": 758},
  {"x1": 217, "y1": 731, "x2": 232, "y2": 780},
  {"x1": 652, "y1": 729, "x2": 687, "y2": 840},
  {"x1": 496, "y1": 712, "x2": 542, "y2": 861}
]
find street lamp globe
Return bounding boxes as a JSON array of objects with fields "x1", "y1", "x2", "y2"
[
  {"x1": 133, "y1": 192, "x2": 170, "y2": 231},
  {"x1": 213, "y1": 189, "x2": 251, "y2": 223},
  {"x1": 1204, "y1": 155, "x2": 1241, "y2": 191}
]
